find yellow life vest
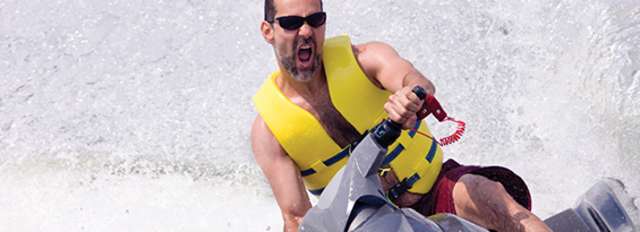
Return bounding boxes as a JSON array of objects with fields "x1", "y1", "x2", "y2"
[{"x1": 253, "y1": 35, "x2": 443, "y2": 195}]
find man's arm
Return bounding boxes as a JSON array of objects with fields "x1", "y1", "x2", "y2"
[
  {"x1": 251, "y1": 115, "x2": 312, "y2": 232},
  {"x1": 354, "y1": 42, "x2": 436, "y2": 129},
  {"x1": 354, "y1": 42, "x2": 435, "y2": 95}
]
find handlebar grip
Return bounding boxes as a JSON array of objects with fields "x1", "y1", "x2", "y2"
[{"x1": 412, "y1": 86, "x2": 427, "y2": 100}]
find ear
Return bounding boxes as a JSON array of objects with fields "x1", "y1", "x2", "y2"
[{"x1": 261, "y1": 21, "x2": 275, "y2": 44}]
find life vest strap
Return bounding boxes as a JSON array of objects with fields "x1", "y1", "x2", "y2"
[
  {"x1": 300, "y1": 142, "x2": 353, "y2": 177},
  {"x1": 387, "y1": 173, "x2": 421, "y2": 201},
  {"x1": 382, "y1": 144, "x2": 405, "y2": 166},
  {"x1": 407, "y1": 120, "x2": 421, "y2": 138},
  {"x1": 309, "y1": 187, "x2": 325, "y2": 196},
  {"x1": 425, "y1": 137, "x2": 439, "y2": 163}
]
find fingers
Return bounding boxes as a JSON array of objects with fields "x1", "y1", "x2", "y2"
[
  {"x1": 384, "y1": 101, "x2": 405, "y2": 123},
  {"x1": 396, "y1": 93, "x2": 420, "y2": 112},
  {"x1": 403, "y1": 115, "x2": 417, "y2": 130},
  {"x1": 384, "y1": 85, "x2": 425, "y2": 129},
  {"x1": 383, "y1": 102, "x2": 417, "y2": 130},
  {"x1": 391, "y1": 87, "x2": 423, "y2": 114},
  {"x1": 404, "y1": 85, "x2": 425, "y2": 110}
]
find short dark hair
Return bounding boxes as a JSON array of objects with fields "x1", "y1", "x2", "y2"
[
  {"x1": 264, "y1": 0, "x2": 323, "y2": 22},
  {"x1": 265, "y1": 0, "x2": 276, "y2": 22}
]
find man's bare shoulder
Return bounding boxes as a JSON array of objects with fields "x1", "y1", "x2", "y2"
[
  {"x1": 351, "y1": 41, "x2": 402, "y2": 89},
  {"x1": 352, "y1": 41, "x2": 399, "y2": 62}
]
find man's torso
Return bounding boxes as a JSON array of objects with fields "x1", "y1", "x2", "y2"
[
  {"x1": 273, "y1": 57, "x2": 424, "y2": 207},
  {"x1": 275, "y1": 69, "x2": 362, "y2": 148}
]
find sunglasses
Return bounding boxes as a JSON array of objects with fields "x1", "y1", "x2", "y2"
[{"x1": 269, "y1": 12, "x2": 327, "y2": 31}]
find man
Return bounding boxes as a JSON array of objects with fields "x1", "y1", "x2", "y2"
[{"x1": 251, "y1": 0, "x2": 552, "y2": 231}]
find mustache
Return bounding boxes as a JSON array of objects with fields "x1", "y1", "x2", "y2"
[{"x1": 295, "y1": 37, "x2": 315, "y2": 49}]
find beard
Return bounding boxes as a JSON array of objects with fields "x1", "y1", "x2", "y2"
[
  {"x1": 280, "y1": 54, "x2": 321, "y2": 82},
  {"x1": 278, "y1": 38, "x2": 322, "y2": 82}
]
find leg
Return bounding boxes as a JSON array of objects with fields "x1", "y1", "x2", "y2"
[{"x1": 452, "y1": 174, "x2": 551, "y2": 232}]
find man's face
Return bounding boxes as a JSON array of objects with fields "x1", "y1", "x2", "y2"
[{"x1": 268, "y1": 0, "x2": 325, "y2": 82}]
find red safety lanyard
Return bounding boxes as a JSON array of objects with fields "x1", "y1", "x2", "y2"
[{"x1": 411, "y1": 95, "x2": 466, "y2": 146}]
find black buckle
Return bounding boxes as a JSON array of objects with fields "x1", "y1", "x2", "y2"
[{"x1": 387, "y1": 177, "x2": 411, "y2": 202}]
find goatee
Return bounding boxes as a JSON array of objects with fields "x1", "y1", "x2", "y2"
[{"x1": 281, "y1": 54, "x2": 321, "y2": 82}]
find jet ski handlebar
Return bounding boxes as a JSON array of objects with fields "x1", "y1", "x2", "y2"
[{"x1": 372, "y1": 86, "x2": 427, "y2": 148}]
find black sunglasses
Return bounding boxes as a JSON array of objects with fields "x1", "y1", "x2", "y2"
[{"x1": 269, "y1": 12, "x2": 327, "y2": 31}]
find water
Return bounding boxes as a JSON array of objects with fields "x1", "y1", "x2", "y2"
[{"x1": 1, "y1": 0, "x2": 639, "y2": 231}]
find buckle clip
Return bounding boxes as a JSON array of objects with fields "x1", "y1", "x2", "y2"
[
  {"x1": 387, "y1": 177, "x2": 411, "y2": 202},
  {"x1": 378, "y1": 167, "x2": 391, "y2": 177}
]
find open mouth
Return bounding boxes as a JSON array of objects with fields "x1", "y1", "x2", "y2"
[
  {"x1": 296, "y1": 43, "x2": 314, "y2": 65},
  {"x1": 298, "y1": 47, "x2": 312, "y2": 62}
]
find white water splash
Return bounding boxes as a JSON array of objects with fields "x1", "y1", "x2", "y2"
[{"x1": 1, "y1": 0, "x2": 639, "y2": 231}]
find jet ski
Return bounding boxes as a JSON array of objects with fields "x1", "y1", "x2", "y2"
[{"x1": 299, "y1": 87, "x2": 638, "y2": 232}]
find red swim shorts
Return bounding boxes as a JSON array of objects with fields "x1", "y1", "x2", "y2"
[{"x1": 410, "y1": 159, "x2": 532, "y2": 216}]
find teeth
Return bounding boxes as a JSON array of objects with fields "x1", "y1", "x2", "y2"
[{"x1": 298, "y1": 47, "x2": 312, "y2": 55}]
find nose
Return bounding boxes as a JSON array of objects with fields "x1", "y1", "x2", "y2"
[{"x1": 298, "y1": 22, "x2": 313, "y2": 38}]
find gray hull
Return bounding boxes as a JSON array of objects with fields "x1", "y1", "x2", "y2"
[
  {"x1": 299, "y1": 134, "x2": 489, "y2": 232},
  {"x1": 545, "y1": 178, "x2": 638, "y2": 232},
  {"x1": 299, "y1": 132, "x2": 638, "y2": 232}
]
